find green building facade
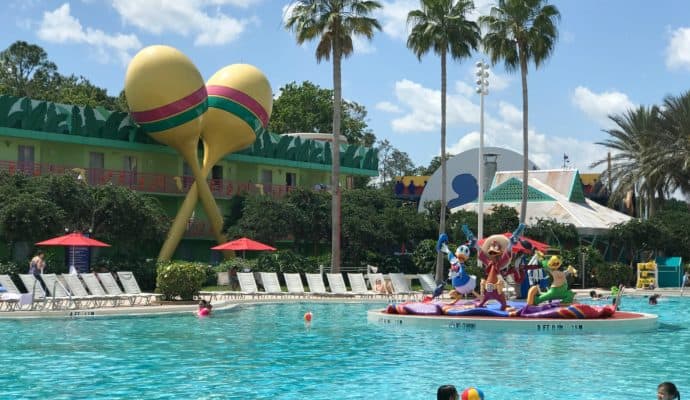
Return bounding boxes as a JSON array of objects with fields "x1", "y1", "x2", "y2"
[{"x1": 0, "y1": 95, "x2": 378, "y2": 260}]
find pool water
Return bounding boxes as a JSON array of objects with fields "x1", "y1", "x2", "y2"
[{"x1": 0, "y1": 296, "x2": 688, "y2": 399}]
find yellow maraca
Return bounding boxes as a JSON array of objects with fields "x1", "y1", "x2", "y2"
[
  {"x1": 124, "y1": 45, "x2": 227, "y2": 252},
  {"x1": 158, "y1": 64, "x2": 273, "y2": 260}
]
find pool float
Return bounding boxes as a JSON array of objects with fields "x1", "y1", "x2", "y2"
[{"x1": 198, "y1": 307, "x2": 210, "y2": 317}]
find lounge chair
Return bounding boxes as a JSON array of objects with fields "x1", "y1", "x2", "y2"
[
  {"x1": 96, "y1": 273, "x2": 139, "y2": 306},
  {"x1": 305, "y1": 273, "x2": 334, "y2": 297},
  {"x1": 80, "y1": 273, "x2": 122, "y2": 306},
  {"x1": 417, "y1": 273, "x2": 439, "y2": 294},
  {"x1": 41, "y1": 273, "x2": 77, "y2": 309},
  {"x1": 0, "y1": 274, "x2": 26, "y2": 311},
  {"x1": 259, "y1": 272, "x2": 286, "y2": 298},
  {"x1": 18, "y1": 274, "x2": 51, "y2": 310},
  {"x1": 116, "y1": 271, "x2": 163, "y2": 305},
  {"x1": 389, "y1": 273, "x2": 421, "y2": 300},
  {"x1": 326, "y1": 273, "x2": 355, "y2": 297},
  {"x1": 367, "y1": 273, "x2": 393, "y2": 296},
  {"x1": 347, "y1": 273, "x2": 383, "y2": 299},
  {"x1": 283, "y1": 273, "x2": 308, "y2": 298},
  {"x1": 61, "y1": 273, "x2": 107, "y2": 308},
  {"x1": 237, "y1": 272, "x2": 265, "y2": 299}
]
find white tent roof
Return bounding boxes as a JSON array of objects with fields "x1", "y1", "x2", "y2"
[{"x1": 451, "y1": 169, "x2": 632, "y2": 235}]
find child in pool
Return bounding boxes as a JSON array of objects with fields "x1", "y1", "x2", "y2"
[{"x1": 198, "y1": 299, "x2": 212, "y2": 317}]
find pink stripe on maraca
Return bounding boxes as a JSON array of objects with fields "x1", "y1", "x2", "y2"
[
  {"x1": 206, "y1": 85, "x2": 269, "y2": 128},
  {"x1": 131, "y1": 86, "x2": 207, "y2": 123}
]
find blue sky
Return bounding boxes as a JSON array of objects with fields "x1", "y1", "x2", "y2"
[{"x1": 2, "y1": 0, "x2": 690, "y2": 173}]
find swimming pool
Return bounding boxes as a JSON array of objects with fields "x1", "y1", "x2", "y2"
[{"x1": 0, "y1": 296, "x2": 687, "y2": 399}]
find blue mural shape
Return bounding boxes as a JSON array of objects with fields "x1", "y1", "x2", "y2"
[{"x1": 447, "y1": 173, "x2": 478, "y2": 209}]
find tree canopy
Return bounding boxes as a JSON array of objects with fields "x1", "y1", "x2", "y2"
[
  {"x1": 269, "y1": 81, "x2": 375, "y2": 146},
  {"x1": 0, "y1": 41, "x2": 124, "y2": 111}
]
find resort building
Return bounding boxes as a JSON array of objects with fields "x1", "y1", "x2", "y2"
[{"x1": 0, "y1": 95, "x2": 378, "y2": 259}]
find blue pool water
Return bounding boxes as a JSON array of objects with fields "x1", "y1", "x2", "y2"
[{"x1": 0, "y1": 296, "x2": 688, "y2": 399}]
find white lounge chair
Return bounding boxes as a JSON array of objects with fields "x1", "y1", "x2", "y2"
[
  {"x1": 259, "y1": 272, "x2": 286, "y2": 298},
  {"x1": 116, "y1": 271, "x2": 163, "y2": 305},
  {"x1": 367, "y1": 273, "x2": 393, "y2": 296},
  {"x1": 347, "y1": 273, "x2": 382, "y2": 299},
  {"x1": 417, "y1": 273, "x2": 439, "y2": 294},
  {"x1": 0, "y1": 274, "x2": 25, "y2": 311},
  {"x1": 305, "y1": 273, "x2": 333, "y2": 297},
  {"x1": 18, "y1": 274, "x2": 53, "y2": 310},
  {"x1": 61, "y1": 273, "x2": 106, "y2": 308},
  {"x1": 80, "y1": 273, "x2": 122, "y2": 306},
  {"x1": 237, "y1": 272, "x2": 265, "y2": 299},
  {"x1": 283, "y1": 273, "x2": 308, "y2": 298},
  {"x1": 326, "y1": 273, "x2": 355, "y2": 297},
  {"x1": 97, "y1": 273, "x2": 139, "y2": 306},
  {"x1": 389, "y1": 273, "x2": 421, "y2": 300},
  {"x1": 41, "y1": 273, "x2": 77, "y2": 309}
]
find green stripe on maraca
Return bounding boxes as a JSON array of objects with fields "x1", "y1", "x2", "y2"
[
  {"x1": 138, "y1": 101, "x2": 208, "y2": 133},
  {"x1": 207, "y1": 96, "x2": 263, "y2": 133}
]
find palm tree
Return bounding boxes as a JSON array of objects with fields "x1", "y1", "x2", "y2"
[
  {"x1": 653, "y1": 91, "x2": 690, "y2": 197},
  {"x1": 479, "y1": 0, "x2": 560, "y2": 224},
  {"x1": 590, "y1": 106, "x2": 663, "y2": 217},
  {"x1": 285, "y1": 0, "x2": 382, "y2": 273},
  {"x1": 407, "y1": 0, "x2": 480, "y2": 282}
]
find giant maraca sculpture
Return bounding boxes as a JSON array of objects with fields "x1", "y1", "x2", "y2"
[
  {"x1": 157, "y1": 64, "x2": 273, "y2": 260},
  {"x1": 124, "y1": 45, "x2": 227, "y2": 251}
]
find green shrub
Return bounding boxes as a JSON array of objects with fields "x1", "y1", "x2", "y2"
[
  {"x1": 156, "y1": 261, "x2": 207, "y2": 300},
  {"x1": 0, "y1": 260, "x2": 21, "y2": 276},
  {"x1": 561, "y1": 245, "x2": 606, "y2": 288},
  {"x1": 594, "y1": 262, "x2": 634, "y2": 288},
  {"x1": 412, "y1": 239, "x2": 439, "y2": 274},
  {"x1": 256, "y1": 250, "x2": 322, "y2": 273}
]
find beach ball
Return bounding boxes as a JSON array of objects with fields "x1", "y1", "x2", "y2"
[
  {"x1": 461, "y1": 387, "x2": 484, "y2": 400},
  {"x1": 203, "y1": 63, "x2": 273, "y2": 167},
  {"x1": 124, "y1": 45, "x2": 207, "y2": 163}
]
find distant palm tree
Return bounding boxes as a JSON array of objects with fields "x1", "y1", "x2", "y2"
[
  {"x1": 480, "y1": 0, "x2": 560, "y2": 223},
  {"x1": 407, "y1": 0, "x2": 480, "y2": 282},
  {"x1": 591, "y1": 106, "x2": 663, "y2": 217},
  {"x1": 285, "y1": 0, "x2": 382, "y2": 273},
  {"x1": 654, "y1": 91, "x2": 690, "y2": 197}
]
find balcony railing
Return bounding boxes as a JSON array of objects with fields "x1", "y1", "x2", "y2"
[{"x1": 0, "y1": 160, "x2": 298, "y2": 199}]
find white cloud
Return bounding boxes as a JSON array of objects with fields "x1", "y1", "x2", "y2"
[
  {"x1": 378, "y1": 0, "x2": 417, "y2": 40},
  {"x1": 455, "y1": 81, "x2": 475, "y2": 97},
  {"x1": 498, "y1": 101, "x2": 522, "y2": 126},
  {"x1": 111, "y1": 0, "x2": 252, "y2": 46},
  {"x1": 352, "y1": 35, "x2": 376, "y2": 54},
  {"x1": 37, "y1": 3, "x2": 141, "y2": 65},
  {"x1": 376, "y1": 101, "x2": 402, "y2": 113},
  {"x1": 666, "y1": 27, "x2": 690, "y2": 71},
  {"x1": 571, "y1": 86, "x2": 636, "y2": 127},
  {"x1": 389, "y1": 79, "x2": 479, "y2": 132}
]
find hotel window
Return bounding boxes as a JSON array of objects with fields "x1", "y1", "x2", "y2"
[
  {"x1": 89, "y1": 152, "x2": 104, "y2": 185},
  {"x1": 123, "y1": 155, "x2": 137, "y2": 187},
  {"x1": 17, "y1": 145, "x2": 34, "y2": 175},
  {"x1": 285, "y1": 172, "x2": 296, "y2": 187}
]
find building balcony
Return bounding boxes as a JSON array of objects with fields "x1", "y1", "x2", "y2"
[{"x1": 0, "y1": 160, "x2": 298, "y2": 199}]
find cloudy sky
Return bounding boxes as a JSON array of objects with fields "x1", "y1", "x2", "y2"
[{"x1": 3, "y1": 0, "x2": 690, "y2": 173}]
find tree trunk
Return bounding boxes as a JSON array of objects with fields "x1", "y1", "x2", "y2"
[
  {"x1": 331, "y1": 36, "x2": 343, "y2": 273},
  {"x1": 519, "y1": 51, "x2": 529, "y2": 224},
  {"x1": 436, "y1": 50, "x2": 447, "y2": 283}
]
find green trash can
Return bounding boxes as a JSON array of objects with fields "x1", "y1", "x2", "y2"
[{"x1": 656, "y1": 257, "x2": 683, "y2": 287}]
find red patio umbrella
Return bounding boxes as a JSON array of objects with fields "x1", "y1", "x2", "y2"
[
  {"x1": 36, "y1": 232, "x2": 111, "y2": 247},
  {"x1": 478, "y1": 232, "x2": 549, "y2": 254},
  {"x1": 211, "y1": 237, "x2": 276, "y2": 258},
  {"x1": 36, "y1": 232, "x2": 110, "y2": 273}
]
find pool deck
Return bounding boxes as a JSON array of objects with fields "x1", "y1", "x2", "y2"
[{"x1": 0, "y1": 287, "x2": 685, "y2": 320}]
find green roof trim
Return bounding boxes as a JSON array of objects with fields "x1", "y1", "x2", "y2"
[
  {"x1": 0, "y1": 94, "x2": 378, "y2": 173},
  {"x1": 568, "y1": 170, "x2": 587, "y2": 203},
  {"x1": 483, "y1": 177, "x2": 555, "y2": 202}
]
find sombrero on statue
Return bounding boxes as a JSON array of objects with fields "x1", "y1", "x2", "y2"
[{"x1": 480, "y1": 234, "x2": 510, "y2": 256}]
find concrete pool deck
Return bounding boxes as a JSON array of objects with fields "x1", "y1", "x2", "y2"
[{"x1": 0, "y1": 287, "x2": 685, "y2": 320}]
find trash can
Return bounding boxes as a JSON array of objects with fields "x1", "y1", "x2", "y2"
[{"x1": 656, "y1": 257, "x2": 683, "y2": 287}]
